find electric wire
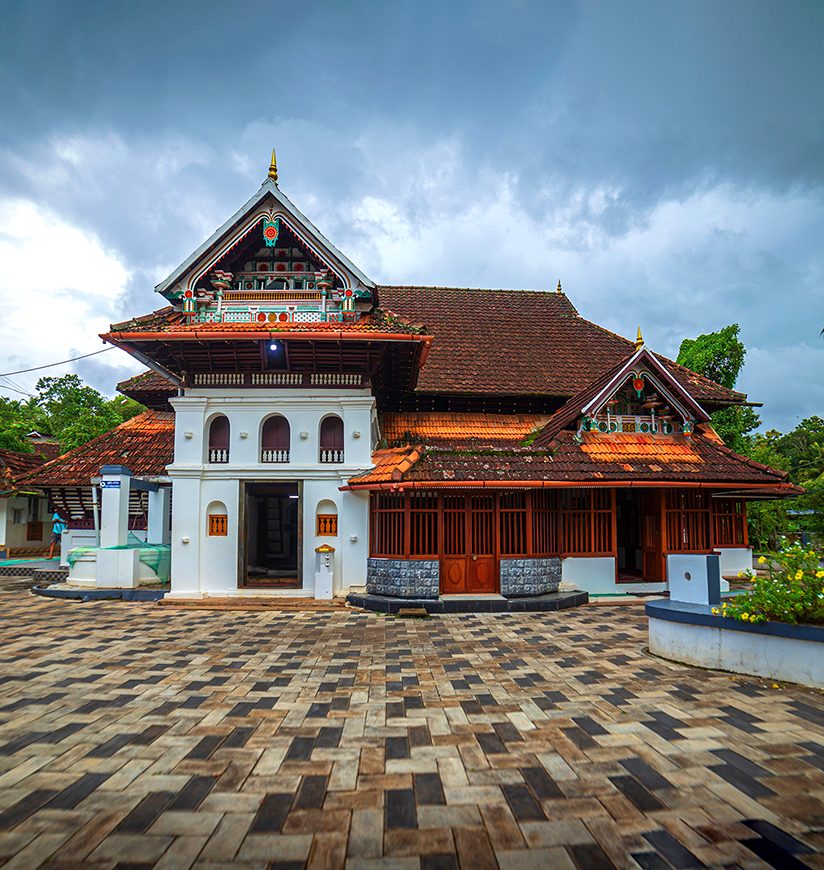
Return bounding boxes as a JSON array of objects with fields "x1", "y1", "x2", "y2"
[{"x1": 0, "y1": 347, "x2": 113, "y2": 377}]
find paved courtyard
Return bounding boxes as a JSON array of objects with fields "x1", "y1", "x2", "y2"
[{"x1": 0, "y1": 596, "x2": 822, "y2": 869}]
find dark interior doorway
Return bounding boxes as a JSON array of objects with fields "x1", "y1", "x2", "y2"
[
  {"x1": 616, "y1": 490, "x2": 643, "y2": 579},
  {"x1": 244, "y1": 482, "x2": 300, "y2": 587},
  {"x1": 616, "y1": 489, "x2": 665, "y2": 582}
]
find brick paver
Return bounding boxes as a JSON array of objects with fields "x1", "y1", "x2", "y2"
[{"x1": 0, "y1": 596, "x2": 822, "y2": 868}]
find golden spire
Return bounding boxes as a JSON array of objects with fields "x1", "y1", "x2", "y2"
[
  {"x1": 556, "y1": 279, "x2": 562, "y2": 294},
  {"x1": 635, "y1": 326, "x2": 644, "y2": 351},
  {"x1": 267, "y1": 148, "x2": 278, "y2": 183}
]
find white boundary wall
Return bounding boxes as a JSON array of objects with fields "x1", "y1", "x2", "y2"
[
  {"x1": 715, "y1": 547, "x2": 754, "y2": 577},
  {"x1": 165, "y1": 388, "x2": 373, "y2": 599},
  {"x1": 649, "y1": 617, "x2": 824, "y2": 689}
]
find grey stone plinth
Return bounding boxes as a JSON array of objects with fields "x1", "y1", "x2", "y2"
[
  {"x1": 500, "y1": 557, "x2": 561, "y2": 597},
  {"x1": 366, "y1": 558, "x2": 440, "y2": 599}
]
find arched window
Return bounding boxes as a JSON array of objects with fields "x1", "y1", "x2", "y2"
[
  {"x1": 319, "y1": 416, "x2": 344, "y2": 463},
  {"x1": 261, "y1": 415, "x2": 290, "y2": 463},
  {"x1": 316, "y1": 498, "x2": 338, "y2": 536},
  {"x1": 206, "y1": 500, "x2": 228, "y2": 536},
  {"x1": 208, "y1": 415, "x2": 230, "y2": 463}
]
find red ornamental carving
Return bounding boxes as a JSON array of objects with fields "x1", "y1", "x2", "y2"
[
  {"x1": 263, "y1": 224, "x2": 278, "y2": 241},
  {"x1": 257, "y1": 312, "x2": 266, "y2": 322},
  {"x1": 633, "y1": 377, "x2": 645, "y2": 392},
  {"x1": 345, "y1": 289, "x2": 353, "y2": 297},
  {"x1": 184, "y1": 289, "x2": 193, "y2": 298},
  {"x1": 278, "y1": 312, "x2": 288, "y2": 322}
]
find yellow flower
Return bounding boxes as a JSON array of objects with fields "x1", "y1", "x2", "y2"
[
  {"x1": 741, "y1": 613, "x2": 749, "y2": 621},
  {"x1": 816, "y1": 570, "x2": 824, "y2": 579},
  {"x1": 795, "y1": 570, "x2": 804, "y2": 580},
  {"x1": 758, "y1": 556, "x2": 767, "y2": 565},
  {"x1": 771, "y1": 683, "x2": 780, "y2": 689},
  {"x1": 711, "y1": 607, "x2": 719, "y2": 615}
]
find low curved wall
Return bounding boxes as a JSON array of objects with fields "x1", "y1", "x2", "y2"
[
  {"x1": 366, "y1": 558, "x2": 440, "y2": 599},
  {"x1": 646, "y1": 600, "x2": 824, "y2": 689},
  {"x1": 500, "y1": 557, "x2": 561, "y2": 596}
]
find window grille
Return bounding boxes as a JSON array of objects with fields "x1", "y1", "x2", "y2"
[
  {"x1": 208, "y1": 514, "x2": 228, "y2": 536},
  {"x1": 316, "y1": 514, "x2": 338, "y2": 536}
]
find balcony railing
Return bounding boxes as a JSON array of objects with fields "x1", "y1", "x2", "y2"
[
  {"x1": 190, "y1": 372, "x2": 369, "y2": 388},
  {"x1": 319, "y1": 449, "x2": 344, "y2": 464},
  {"x1": 261, "y1": 449, "x2": 290, "y2": 463},
  {"x1": 208, "y1": 448, "x2": 230, "y2": 463}
]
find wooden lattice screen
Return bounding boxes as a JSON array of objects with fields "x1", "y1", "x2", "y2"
[
  {"x1": 316, "y1": 514, "x2": 338, "y2": 536},
  {"x1": 208, "y1": 514, "x2": 228, "y2": 536}
]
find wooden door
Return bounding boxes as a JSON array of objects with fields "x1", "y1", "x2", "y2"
[
  {"x1": 441, "y1": 494, "x2": 468, "y2": 593},
  {"x1": 440, "y1": 494, "x2": 499, "y2": 593},
  {"x1": 641, "y1": 490, "x2": 665, "y2": 581},
  {"x1": 468, "y1": 494, "x2": 497, "y2": 592}
]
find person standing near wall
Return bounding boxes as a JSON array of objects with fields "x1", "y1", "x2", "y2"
[{"x1": 48, "y1": 510, "x2": 67, "y2": 559}]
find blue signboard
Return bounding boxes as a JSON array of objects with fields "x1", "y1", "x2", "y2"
[{"x1": 100, "y1": 480, "x2": 121, "y2": 489}]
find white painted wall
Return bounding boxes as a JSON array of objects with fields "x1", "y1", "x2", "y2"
[
  {"x1": 561, "y1": 556, "x2": 616, "y2": 593},
  {"x1": 715, "y1": 547, "x2": 753, "y2": 577},
  {"x1": 649, "y1": 617, "x2": 824, "y2": 690},
  {"x1": 165, "y1": 387, "x2": 374, "y2": 598},
  {"x1": 0, "y1": 495, "x2": 50, "y2": 550}
]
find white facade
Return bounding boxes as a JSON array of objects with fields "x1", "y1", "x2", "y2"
[
  {"x1": 165, "y1": 387, "x2": 374, "y2": 598},
  {"x1": 0, "y1": 494, "x2": 50, "y2": 554}
]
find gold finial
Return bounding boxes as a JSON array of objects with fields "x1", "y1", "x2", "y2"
[
  {"x1": 556, "y1": 279, "x2": 562, "y2": 294},
  {"x1": 267, "y1": 148, "x2": 278, "y2": 183},
  {"x1": 635, "y1": 326, "x2": 644, "y2": 351}
]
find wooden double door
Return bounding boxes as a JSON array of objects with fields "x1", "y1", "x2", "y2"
[{"x1": 440, "y1": 493, "x2": 498, "y2": 594}]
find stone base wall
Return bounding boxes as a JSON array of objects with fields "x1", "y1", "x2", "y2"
[
  {"x1": 500, "y1": 557, "x2": 561, "y2": 597},
  {"x1": 366, "y1": 558, "x2": 440, "y2": 599}
]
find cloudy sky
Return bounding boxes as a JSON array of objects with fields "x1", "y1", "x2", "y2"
[{"x1": 1, "y1": 0, "x2": 821, "y2": 431}]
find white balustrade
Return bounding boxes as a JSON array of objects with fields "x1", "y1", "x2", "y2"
[
  {"x1": 208, "y1": 448, "x2": 230, "y2": 463},
  {"x1": 319, "y1": 449, "x2": 344, "y2": 464},
  {"x1": 261, "y1": 449, "x2": 290, "y2": 463}
]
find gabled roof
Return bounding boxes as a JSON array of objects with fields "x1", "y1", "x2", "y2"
[
  {"x1": 533, "y1": 346, "x2": 709, "y2": 448},
  {"x1": 377, "y1": 286, "x2": 745, "y2": 406},
  {"x1": 19, "y1": 411, "x2": 175, "y2": 488},
  {"x1": 155, "y1": 179, "x2": 374, "y2": 298}
]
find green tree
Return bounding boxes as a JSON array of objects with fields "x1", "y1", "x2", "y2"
[
  {"x1": 676, "y1": 323, "x2": 760, "y2": 453},
  {"x1": 0, "y1": 375, "x2": 146, "y2": 454}
]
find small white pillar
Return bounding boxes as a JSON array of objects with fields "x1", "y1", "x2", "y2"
[
  {"x1": 99, "y1": 465, "x2": 132, "y2": 549},
  {"x1": 315, "y1": 544, "x2": 335, "y2": 599},
  {"x1": 147, "y1": 487, "x2": 171, "y2": 544}
]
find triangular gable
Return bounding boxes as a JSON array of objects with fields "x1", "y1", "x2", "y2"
[
  {"x1": 533, "y1": 346, "x2": 710, "y2": 448},
  {"x1": 582, "y1": 346, "x2": 709, "y2": 423},
  {"x1": 155, "y1": 178, "x2": 374, "y2": 300}
]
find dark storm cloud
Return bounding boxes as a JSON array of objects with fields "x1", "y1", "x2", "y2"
[{"x1": 0, "y1": 0, "x2": 822, "y2": 429}]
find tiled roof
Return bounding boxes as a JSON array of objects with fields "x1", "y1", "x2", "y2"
[
  {"x1": 1, "y1": 449, "x2": 52, "y2": 491},
  {"x1": 117, "y1": 370, "x2": 177, "y2": 394},
  {"x1": 108, "y1": 307, "x2": 426, "y2": 336},
  {"x1": 380, "y1": 412, "x2": 551, "y2": 447},
  {"x1": 378, "y1": 286, "x2": 744, "y2": 405},
  {"x1": 19, "y1": 411, "x2": 175, "y2": 488},
  {"x1": 348, "y1": 427, "x2": 796, "y2": 490},
  {"x1": 348, "y1": 447, "x2": 422, "y2": 484},
  {"x1": 580, "y1": 434, "x2": 701, "y2": 463}
]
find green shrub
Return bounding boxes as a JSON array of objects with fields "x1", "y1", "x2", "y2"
[{"x1": 712, "y1": 542, "x2": 824, "y2": 625}]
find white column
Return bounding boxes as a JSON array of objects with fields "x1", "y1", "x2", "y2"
[
  {"x1": 168, "y1": 475, "x2": 202, "y2": 597},
  {"x1": 99, "y1": 465, "x2": 132, "y2": 549},
  {"x1": 147, "y1": 487, "x2": 171, "y2": 544}
]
